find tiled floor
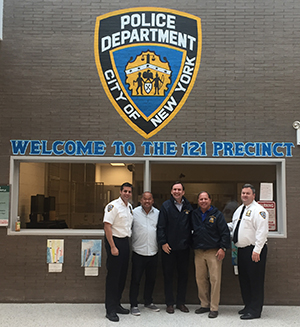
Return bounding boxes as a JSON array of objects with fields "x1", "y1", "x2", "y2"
[{"x1": 1, "y1": 304, "x2": 299, "y2": 327}]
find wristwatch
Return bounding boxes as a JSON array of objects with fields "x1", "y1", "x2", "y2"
[{"x1": 221, "y1": 247, "x2": 226, "y2": 252}]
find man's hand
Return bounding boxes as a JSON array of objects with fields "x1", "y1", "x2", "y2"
[
  {"x1": 216, "y1": 248, "x2": 225, "y2": 261},
  {"x1": 162, "y1": 243, "x2": 171, "y2": 254},
  {"x1": 111, "y1": 246, "x2": 119, "y2": 256},
  {"x1": 252, "y1": 251, "x2": 260, "y2": 262}
]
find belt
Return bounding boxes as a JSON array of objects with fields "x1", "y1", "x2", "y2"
[{"x1": 238, "y1": 242, "x2": 267, "y2": 249}]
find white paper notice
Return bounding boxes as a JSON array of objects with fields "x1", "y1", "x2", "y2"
[
  {"x1": 84, "y1": 267, "x2": 99, "y2": 276},
  {"x1": 260, "y1": 183, "x2": 273, "y2": 201},
  {"x1": 48, "y1": 263, "x2": 63, "y2": 273}
]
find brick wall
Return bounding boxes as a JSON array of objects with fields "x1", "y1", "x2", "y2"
[{"x1": 0, "y1": 0, "x2": 300, "y2": 303}]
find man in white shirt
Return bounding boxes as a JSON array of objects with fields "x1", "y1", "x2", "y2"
[
  {"x1": 103, "y1": 182, "x2": 133, "y2": 322},
  {"x1": 129, "y1": 192, "x2": 160, "y2": 316},
  {"x1": 228, "y1": 184, "x2": 268, "y2": 320}
]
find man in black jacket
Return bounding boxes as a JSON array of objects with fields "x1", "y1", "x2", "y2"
[
  {"x1": 157, "y1": 182, "x2": 193, "y2": 314},
  {"x1": 192, "y1": 191, "x2": 230, "y2": 319}
]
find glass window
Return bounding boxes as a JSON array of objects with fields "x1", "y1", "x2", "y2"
[
  {"x1": 9, "y1": 156, "x2": 286, "y2": 237},
  {"x1": 149, "y1": 159, "x2": 286, "y2": 237},
  {"x1": 151, "y1": 163, "x2": 276, "y2": 221},
  {"x1": 15, "y1": 159, "x2": 143, "y2": 232}
]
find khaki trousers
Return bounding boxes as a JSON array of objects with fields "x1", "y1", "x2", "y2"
[{"x1": 194, "y1": 248, "x2": 223, "y2": 311}]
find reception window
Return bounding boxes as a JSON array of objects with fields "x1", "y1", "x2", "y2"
[
  {"x1": 9, "y1": 156, "x2": 286, "y2": 237},
  {"x1": 15, "y1": 160, "x2": 143, "y2": 231}
]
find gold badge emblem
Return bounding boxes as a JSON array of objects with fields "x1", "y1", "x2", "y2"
[{"x1": 125, "y1": 51, "x2": 171, "y2": 97}]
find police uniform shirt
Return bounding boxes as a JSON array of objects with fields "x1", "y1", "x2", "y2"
[
  {"x1": 103, "y1": 197, "x2": 133, "y2": 238},
  {"x1": 231, "y1": 200, "x2": 268, "y2": 254},
  {"x1": 132, "y1": 206, "x2": 159, "y2": 256}
]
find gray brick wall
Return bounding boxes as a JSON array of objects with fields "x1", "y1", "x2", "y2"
[{"x1": 0, "y1": 0, "x2": 300, "y2": 303}]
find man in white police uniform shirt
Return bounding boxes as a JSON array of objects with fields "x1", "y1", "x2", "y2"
[
  {"x1": 129, "y1": 191, "x2": 160, "y2": 316},
  {"x1": 103, "y1": 182, "x2": 133, "y2": 322},
  {"x1": 228, "y1": 183, "x2": 268, "y2": 320}
]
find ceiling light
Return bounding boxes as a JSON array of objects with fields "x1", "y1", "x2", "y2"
[{"x1": 110, "y1": 163, "x2": 125, "y2": 166}]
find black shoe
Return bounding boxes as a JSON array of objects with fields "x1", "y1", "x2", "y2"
[
  {"x1": 195, "y1": 307, "x2": 210, "y2": 314},
  {"x1": 166, "y1": 305, "x2": 175, "y2": 314},
  {"x1": 176, "y1": 304, "x2": 189, "y2": 312},
  {"x1": 116, "y1": 305, "x2": 130, "y2": 314},
  {"x1": 106, "y1": 312, "x2": 119, "y2": 322},
  {"x1": 238, "y1": 308, "x2": 248, "y2": 315},
  {"x1": 208, "y1": 311, "x2": 218, "y2": 318},
  {"x1": 240, "y1": 313, "x2": 260, "y2": 320}
]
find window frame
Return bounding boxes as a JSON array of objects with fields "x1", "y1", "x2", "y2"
[
  {"x1": 8, "y1": 156, "x2": 287, "y2": 238},
  {"x1": 0, "y1": 0, "x2": 3, "y2": 40}
]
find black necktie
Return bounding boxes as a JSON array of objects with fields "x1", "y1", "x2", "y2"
[{"x1": 233, "y1": 205, "x2": 246, "y2": 244}]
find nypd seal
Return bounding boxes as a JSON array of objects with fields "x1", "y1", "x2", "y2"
[
  {"x1": 95, "y1": 7, "x2": 202, "y2": 138},
  {"x1": 107, "y1": 204, "x2": 114, "y2": 212},
  {"x1": 259, "y1": 211, "x2": 267, "y2": 219}
]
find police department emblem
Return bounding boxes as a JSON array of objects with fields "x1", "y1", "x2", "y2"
[
  {"x1": 94, "y1": 7, "x2": 202, "y2": 138},
  {"x1": 107, "y1": 204, "x2": 114, "y2": 212},
  {"x1": 259, "y1": 211, "x2": 266, "y2": 219}
]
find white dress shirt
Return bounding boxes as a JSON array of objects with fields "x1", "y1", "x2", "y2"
[
  {"x1": 229, "y1": 200, "x2": 268, "y2": 254},
  {"x1": 132, "y1": 206, "x2": 159, "y2": 256},
  {"x1": 103, "y1": 197, "x2": 133, "y2": 238}
]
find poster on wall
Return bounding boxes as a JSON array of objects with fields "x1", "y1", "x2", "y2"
[
  {"x1": 81, "y1": 239, "x2": 102, "y2": 276},
  {"x1": 259, "y1": 182, "x2": 273, "y2": 201},
  {"x1": 47, "y1": 239, "x2": 64, "y2": 272},
  {"x1": 258, "y1": 200, "x2": 277, "y2": 231},
  {"x1": 0, "y1": 185, "x2": 10, "y2": 226}
]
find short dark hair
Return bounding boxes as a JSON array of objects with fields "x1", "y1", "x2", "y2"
[
  {"x1": 141, "y1": 191, "x2": 153, "y2": 198},
  {"x1": 120, "y1": 182, "x2": 132, "y2": 191},
  {"x1": 242, "y1": 183, "x2": 255, "y2": 194},
  {"x1": 171, "y1": 181, "x2": 185, "y2": 191},
  {"x1": 197, "y1": 191, "x2": 211, "y2": 200}
]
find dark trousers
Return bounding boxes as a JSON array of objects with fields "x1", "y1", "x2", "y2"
[
  {"x1": 129, "y1": 251, "x2": 158, "y2": 307},
  {"x1": 238, "y1": 244, "x2": 267, "y2": 317},
  {"x1": 161, "y1": 248, "x2": 190, "y2": 306},
  {"x1": 105, "y1": 236, "x2": 130, "y2": 314}
]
